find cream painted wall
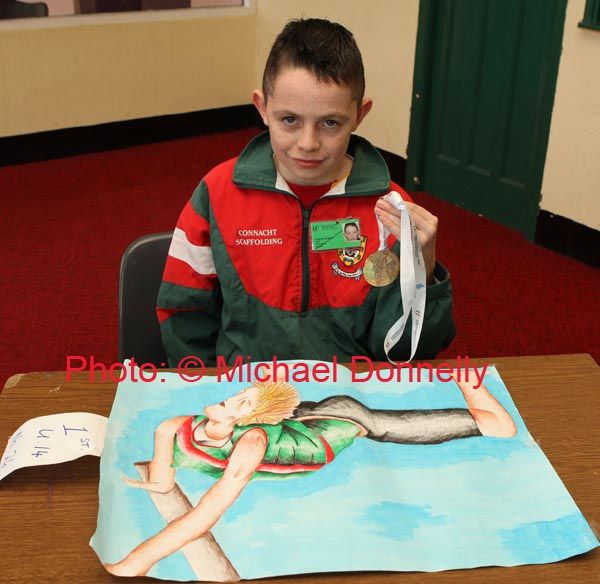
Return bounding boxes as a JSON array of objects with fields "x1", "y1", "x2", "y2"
[
  {"x1": 0, "y1": 7, "x2": 256, "y2": 137},
  {"x1": 2, "y1": 1, "x2": 596, "y2": 232},
  {"x1": 541, "y1": 0, "x2": 600, "y2": 230},
  {"x1": 254, "y1": 0, "x2": 419, "y2": 157},
  {"x1": 0, "y1": 1, "x2": 418, "y2": 158}
]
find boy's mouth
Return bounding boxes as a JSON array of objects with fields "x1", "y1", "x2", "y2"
[{"x1": 294, "y1": 158, "x2": 323, "y2": 168}]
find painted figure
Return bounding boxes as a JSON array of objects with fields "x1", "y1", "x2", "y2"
[{"x1": 105, "y1": 374, "x2": 516, "y2": 576}]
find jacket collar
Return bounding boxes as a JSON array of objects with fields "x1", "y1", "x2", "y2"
[{"x1": 233, "y1": 131, "x2": 390, "y2": 196}]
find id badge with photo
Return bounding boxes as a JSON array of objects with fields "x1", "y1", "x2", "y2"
[{"x1": 310, "y1": 218, "x2": 362, "y2": 251}]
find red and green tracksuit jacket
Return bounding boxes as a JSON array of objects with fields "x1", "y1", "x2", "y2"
[{"x1": 157, "y1": 131, "x2": 455, "y2": 366}]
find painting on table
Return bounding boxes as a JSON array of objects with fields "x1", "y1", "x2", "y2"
[{"x1": 90, "y1": 361, "x2": 599, "y2": 581}]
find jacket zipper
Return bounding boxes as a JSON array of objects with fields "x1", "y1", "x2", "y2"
[
  {"x1": 299, "y1": 194, "x2": 368, "y2": 313},
  {"x1": 280, "y1": 191, "x2": 371, "y2": 313},
  {"x1": 300, "y1": 206, "x2": 311, "y2": 313}
]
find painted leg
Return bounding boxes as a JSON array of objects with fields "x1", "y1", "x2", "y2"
[{"x1": 452, "y1": 374, "x2": 516, "y2": 438}]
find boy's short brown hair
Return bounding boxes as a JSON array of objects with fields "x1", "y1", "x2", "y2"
[{"x1": 262, "y1": 18, "x2": 366, "y2": 105}]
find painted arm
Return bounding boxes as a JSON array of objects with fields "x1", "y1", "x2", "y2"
[
  {"x1": 106, "y1": 428, "x2": 268, "y2": 576},
  {"x1": 123, "y1": 415, "x2": 191, "y2": 493}
]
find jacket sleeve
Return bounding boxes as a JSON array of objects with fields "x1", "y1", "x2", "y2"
[
  {"x1": 410, "y1": 260, "x2": 456, "y2": 358},
  {"x1": 157, "y1": 181, "x2": 222, "y2": 367}
]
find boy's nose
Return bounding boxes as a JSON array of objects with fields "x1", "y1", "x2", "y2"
[{"x1": 297, "y1": 127, "x2": 320, "y2": 152}]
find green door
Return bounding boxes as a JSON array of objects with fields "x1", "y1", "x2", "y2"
[{"x1": 406, "y1": 0, "x2": 567, "y2": 239}]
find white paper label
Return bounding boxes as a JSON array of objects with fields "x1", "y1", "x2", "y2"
[{"x1": 0, "y1": 412, "x2": 108, "y2": 481}]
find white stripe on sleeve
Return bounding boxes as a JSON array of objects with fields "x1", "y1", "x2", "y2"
[{"x1": 169, "y1": 227, "x2": 216, "y2": 275}]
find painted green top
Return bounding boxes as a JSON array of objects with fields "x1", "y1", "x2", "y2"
[{"x1": 172, "y1": 414, "x2": 361, "y2": 479}]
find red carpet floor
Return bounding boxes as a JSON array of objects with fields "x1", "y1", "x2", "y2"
[{"x1": 1, "y1": 127, "x2": 598, "y2": 388}]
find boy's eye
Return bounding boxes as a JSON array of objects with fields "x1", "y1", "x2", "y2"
[
  {"x1": 324, "y1": 119, "x2": 339, "y2": 128},
  {"x1": 282, "y1": 116, "x2": 296, "y2": 125}
]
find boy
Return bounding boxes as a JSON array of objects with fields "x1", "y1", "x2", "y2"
[
  {"x1": 106, "y1": 374, "x2": 515, "y2": 576},
  {"x1": 343, "y1": 221, "x2": 360, "y2": 241},
  {"x1": 157, "y1": 18, "x2": 454, "y2": 367}
]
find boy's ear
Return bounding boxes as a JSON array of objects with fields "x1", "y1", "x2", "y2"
[
  {"x1": 356, "y1": 97, "x2": 373, "y2": 126},
  {"x1": 252, "y1": 90, "x2": 269, "y2": 126}
]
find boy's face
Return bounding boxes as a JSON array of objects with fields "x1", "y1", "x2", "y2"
[
  {"x1": 344, "y1": 224, "x2": 359, "y2": 240},
  {"x1": 253, "y1": 67, "x2": 372, "y2": 186},
  {"x1": 204, "y1": 386, "x2": 259, "y2": 424}
]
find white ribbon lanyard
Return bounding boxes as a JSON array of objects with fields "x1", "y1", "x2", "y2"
[{"x1": 379, "y1": 192, "x2": 427, "y2": 362}]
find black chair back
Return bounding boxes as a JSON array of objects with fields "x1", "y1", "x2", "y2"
[{"x1": 118, "y1": 232, "x2": 172, "y2": 366}]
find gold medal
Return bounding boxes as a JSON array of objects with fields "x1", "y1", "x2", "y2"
[{"x1": 363, "y1": 250, "x2": 400, "y2": 287}]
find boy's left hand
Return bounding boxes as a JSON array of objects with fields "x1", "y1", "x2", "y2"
[{"x1": 374, "y1": 199, "x2": 438, "y2": 284}]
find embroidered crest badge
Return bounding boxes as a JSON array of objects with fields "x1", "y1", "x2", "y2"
[{"x1": 337, "y1": 235, "x2": 367, "y2": 267}]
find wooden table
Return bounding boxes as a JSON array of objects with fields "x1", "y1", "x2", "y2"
[{"x1": 0, "y1": 355, "x2": 598, "y2": 583}]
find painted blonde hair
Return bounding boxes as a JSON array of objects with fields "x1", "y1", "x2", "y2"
[{"x1": 237, "y1": 380, "x2": 300, "y2": 426}]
